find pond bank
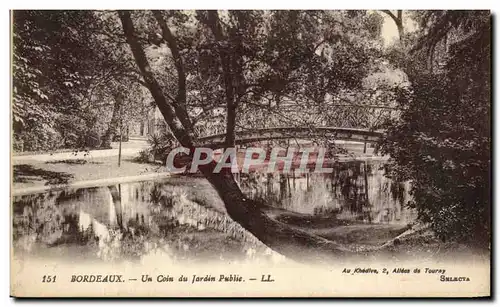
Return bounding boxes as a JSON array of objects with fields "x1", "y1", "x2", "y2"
[{"x1": 12, "y1": 156, "x2": 168, "y2": 194}]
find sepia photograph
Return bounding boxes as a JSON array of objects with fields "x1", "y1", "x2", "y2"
[{"x1": 9, "y1": 8, "x2": 491, "y2": 298}]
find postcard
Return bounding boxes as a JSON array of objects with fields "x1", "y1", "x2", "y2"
[{"x1": 10, "y1": 9, "x2": 491, "y2": 297}]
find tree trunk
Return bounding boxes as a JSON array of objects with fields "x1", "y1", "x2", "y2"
[
  {"x1": 198, "y1": 162, "x2": 356, "y2": 261},
  {"x1": 396, "y1": 10, "x2": 404, "y2": 38},
  {"x1": 101, "y1": 96, "x2": 122, "y2": 149}
]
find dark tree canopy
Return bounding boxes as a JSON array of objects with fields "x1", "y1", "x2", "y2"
[{"x1": 380, "y1": 10, "x2": 490, "y2": 245}]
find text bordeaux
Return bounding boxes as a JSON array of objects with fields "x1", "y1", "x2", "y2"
[{"x1": 71, "y1": 275, "x2": 124, "y2": 283}]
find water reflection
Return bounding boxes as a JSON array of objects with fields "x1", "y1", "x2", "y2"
[
  {"x1": 13, "y1": 182, "x2": 273, "y2": 264},
  {"x1": 12, "y1": 161, "x2": 415, "y2": 263},
  {"x1": 240, "y1": 161, "x2": 414, "y2": 224}
]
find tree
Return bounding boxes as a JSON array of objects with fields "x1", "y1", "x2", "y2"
[
  {"x1": 12, "y1": 10, "x2": 146, "y2": 152},
  {"x1": 12, "y1": 10, "x2": 103, "y2": 151},
  {"x1": 117, "y1": 10, "x2": 385, "y2": 259},
  {"x1": 380, "y1": 10, "x2": 490, "y2": 246}
]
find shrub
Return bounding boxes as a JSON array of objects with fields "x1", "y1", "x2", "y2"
[
  {"x1": 148, "y1": 132, "x2": 178, "y2": 163},
  {"x1": 133, "y1": 149, "x2": 154, "y2": 164},
  {"x1": 17, "y1": 123, "x2": 63, "y2": 152}
]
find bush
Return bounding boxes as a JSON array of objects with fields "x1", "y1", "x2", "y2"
[
  {"x1": 13, "y1": 114, "x2": 103, "y2": 152},
  {"x1": 84, "y1": 130, "x2": 102, "y2": 149},
  {"x1": 17, "y1": 123, "x2": 63, "y2": 152},
  {"x1": 132, "y1": 149, "x2": 154, "y2": 164},
  {"x1": 148, "y1": 132, "x2": 178, "y2": 163}
]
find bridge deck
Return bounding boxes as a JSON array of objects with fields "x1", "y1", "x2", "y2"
[{"x1": 196, "y1": 127, "x2": 384, "y2": 148}]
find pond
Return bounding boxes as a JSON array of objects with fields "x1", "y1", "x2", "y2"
[
  {"x1": 12, "y1": 160, "x2": 415, "y2": 265},
  {"x1": 240, "y1": 160, "x2": 414, "y2": 224}
]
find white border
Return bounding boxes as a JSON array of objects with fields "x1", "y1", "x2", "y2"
[{"x1": 1, "y1": 1, "x2": 498, "y2": 10}]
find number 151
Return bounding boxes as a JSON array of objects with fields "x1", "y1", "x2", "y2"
[{"x1": 42, "y1": 275, "x2": 56, "y2": 283}]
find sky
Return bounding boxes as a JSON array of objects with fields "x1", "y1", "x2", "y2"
[{"x1": 379, "y1": 10, "x2": 418, "y2": 47}]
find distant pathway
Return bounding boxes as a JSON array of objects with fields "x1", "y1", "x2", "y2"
[{"x1": 12, "y1": 139, "x2": 149, "y2": 164}]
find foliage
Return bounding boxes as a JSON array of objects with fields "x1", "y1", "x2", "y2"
[
  {"x1": 12, "y1": 10, "x2": 146, "y2": 152},
  {"x1": 133, "y1": 149, "x2": 154, "y2": 164},
  {"x1": 14, "y1": 122, "x2": 63, "y2": 152},
  {"x1": 134, "y1": 10, "x2": 385, "y2": 136},
  {"x1": 13, "y1": 11, "x2": 100, "y2": 150},
  {"x1": 380, "y1": 11, "x2": 490, "y2": 246},
  {"x1": 147, "y1": 130, "x2": 178, "y2": 163}
]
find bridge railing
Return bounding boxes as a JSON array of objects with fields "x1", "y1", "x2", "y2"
[{"x1": 195, "y1": 126, "x2": 384, "y2": 149}]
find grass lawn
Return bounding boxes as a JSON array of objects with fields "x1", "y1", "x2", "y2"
[{"x1": 12, "y1": 156, "x2": 165, "y2": 190}]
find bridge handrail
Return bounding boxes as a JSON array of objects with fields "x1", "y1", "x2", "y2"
[{"x1": 197, "y1": 126, "x2": 385, "y2": 142}]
